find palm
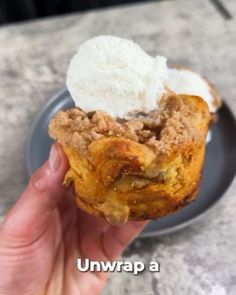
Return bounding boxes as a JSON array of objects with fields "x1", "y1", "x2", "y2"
[
  {"x1": 24, "y1": 191, "x2": 108, "y2": 295},
  {"x1": 17, "y1": 190, "x2": 145, "y2": 295},
  {"x1": 0, "y1": 145, "x2": 147, "y2": 295}
]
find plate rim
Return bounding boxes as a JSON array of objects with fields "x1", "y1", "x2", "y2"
[
  {"x1": 25, "y1": 88, "x2": 68, "y2": 177},
  {"x1": 25, "y1": 89, "x2": 236, "y2": 238}
]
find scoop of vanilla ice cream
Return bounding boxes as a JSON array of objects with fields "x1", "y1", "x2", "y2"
[
  {"x1": 67, "y1": 36, "x2": 168, "y2": 118},
  {"x1": 167, "y1": 68, "x2": 216, "y2": 112}
]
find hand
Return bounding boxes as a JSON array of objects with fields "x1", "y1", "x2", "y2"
[{"x1": 0, "y1": 144, "x2": 147, "y2": 295}]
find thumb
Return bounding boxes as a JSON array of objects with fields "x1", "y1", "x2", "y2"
[{"x1": 1, "y1": 143, "x2": 69, "y2": 242}]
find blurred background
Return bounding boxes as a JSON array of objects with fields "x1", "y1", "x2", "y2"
[
  {"x1": 0, "y1": 0, "x2": 235, "y2": 294},
  {"x1": 0, "y1": 0, "x2": 162, "y2": 25}
]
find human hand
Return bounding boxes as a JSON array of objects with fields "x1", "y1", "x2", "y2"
[{"x1": 0, "y1": 144, "x2": 147, "y2": 295}]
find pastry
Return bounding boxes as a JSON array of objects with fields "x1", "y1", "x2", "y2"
[{"x1": 49, "y1": 36, "x2": 216, "y2": 224}]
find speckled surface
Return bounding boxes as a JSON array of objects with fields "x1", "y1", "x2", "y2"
[{"x1": 0, "y1": 0, "x2": 236, "y2": 294}]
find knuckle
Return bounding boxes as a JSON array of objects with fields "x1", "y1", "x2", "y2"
[{"x1": 29, "y1": 171, "x2": 47, "y2": 192}]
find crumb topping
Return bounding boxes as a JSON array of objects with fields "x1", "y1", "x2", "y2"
[{"x1": 49, "y1": 93, "x2": 210, "y2": 155}]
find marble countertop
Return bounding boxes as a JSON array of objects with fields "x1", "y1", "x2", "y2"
[{"x1": 0, "y1": 0, "x2": 236, "y2": 294}]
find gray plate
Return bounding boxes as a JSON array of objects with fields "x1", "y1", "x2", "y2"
[{"x1": 25, "y1": 89, "x2": 236, "y2": 238}]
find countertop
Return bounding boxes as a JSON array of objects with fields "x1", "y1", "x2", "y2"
[{"x1": 0, "y1": 0, "x2": 236, "y2": 294}]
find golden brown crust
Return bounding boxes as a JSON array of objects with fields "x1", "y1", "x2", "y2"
[{"x1": 49, "y1": 93, "x2": 211, "y2": 224}]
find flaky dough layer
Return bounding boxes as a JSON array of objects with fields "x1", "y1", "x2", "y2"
[{"x1": 49, "y1": 94, "x2": 211, "y2": 224}]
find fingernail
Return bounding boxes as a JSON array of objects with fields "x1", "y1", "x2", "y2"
[{"x1": 49, "y1": 144, "x2": 61, "y2": 172}]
